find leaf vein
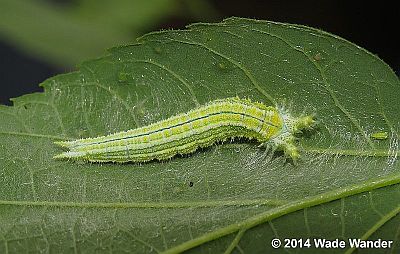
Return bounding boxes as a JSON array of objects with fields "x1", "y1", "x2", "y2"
[
  {"x1": 163, "y1": 37, "x2": 276, "y2": 105},
  {"x1": 131, "y1": 59, "x2": 200, "y2": 107},
  {"x1": 251, "y1": 28, "x2": 375, "y2": 148}
]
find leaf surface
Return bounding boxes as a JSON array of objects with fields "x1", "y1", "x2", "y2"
[{"x1": 0, "y1": 17, "x2": 399, "y2": 253}]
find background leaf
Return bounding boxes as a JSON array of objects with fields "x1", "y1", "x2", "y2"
[
  {"x1": 0, "y1": 0, "x2": 216, "y2": 67},
  {"x1": 0, "y1": 17, "x2": 399, "y2": 253}
]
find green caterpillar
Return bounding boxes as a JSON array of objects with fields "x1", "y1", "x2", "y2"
[{"x1": 54, "y1": 97, "x2": 315, "y2": 163}]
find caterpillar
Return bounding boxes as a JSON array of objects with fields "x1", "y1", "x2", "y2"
[
  {"x1": 54, "y1": 97, "x2": 315, "y2": 163},
  {"x1": 370, "y1": 131, "x2": 388, "y2": 140}
]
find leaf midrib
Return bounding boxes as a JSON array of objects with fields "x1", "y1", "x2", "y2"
[
  {"x1": 0, "y1": 198, "x2": 287, "y2": 209},
  {"x1": 1, "y1": 130, "x2": 399, "y2": 161}
]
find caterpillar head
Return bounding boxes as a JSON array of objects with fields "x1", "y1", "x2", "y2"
[{"x1": 267, "y1": 112, "x2": 317, "y2": 164}]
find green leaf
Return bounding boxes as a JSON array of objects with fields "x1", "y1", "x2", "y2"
[
  {"x1": 0, "y1": 17, "x2": 399, "y2": 253},
  {"x1": 0, "y1": 0, "x2": 215, "y2": 67}
]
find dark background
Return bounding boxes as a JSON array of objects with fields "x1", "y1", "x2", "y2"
[{"x1": 1, "y1": 0, "x2": 398, "y2": 105}]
